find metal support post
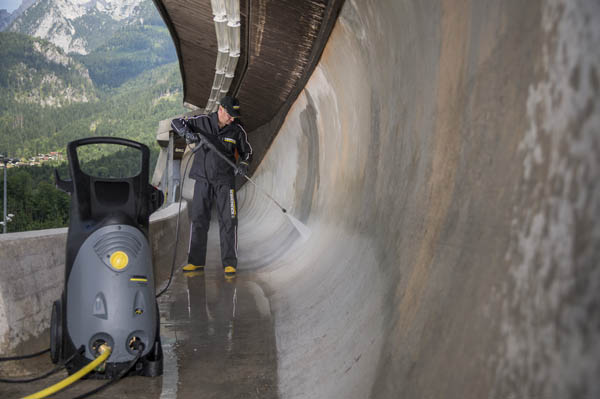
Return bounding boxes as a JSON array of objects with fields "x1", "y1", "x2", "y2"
[
  {"x1": 167, "y1": 134, "x2": 174, "y2": 205},
  {"x1": 3, "y1": 161, "x2": 6, "y2": 234}
]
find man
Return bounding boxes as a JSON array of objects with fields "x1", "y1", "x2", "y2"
[{"x1": 171, "y1": 96, "x2": 252, "y2": 278}]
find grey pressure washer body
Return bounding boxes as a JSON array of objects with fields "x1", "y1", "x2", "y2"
[{"x1": 51, "y1": 137, "x2": 164, "y2": 378}]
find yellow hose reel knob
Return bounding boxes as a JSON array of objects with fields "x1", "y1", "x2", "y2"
[{"x1": 109, "y1": 251, "x2": 129, "y2": 270}]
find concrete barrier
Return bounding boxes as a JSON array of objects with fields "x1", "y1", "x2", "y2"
[
  {"x1": 150, "y1": 202, "x2": 190, "y2": 288},
  {"x1": 0, "y1": 229, "x2": 66, "y2": 355}
]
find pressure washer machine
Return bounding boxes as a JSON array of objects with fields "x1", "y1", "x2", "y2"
[{"x1": 51, "y1": 137, "x2": 164, "y2": 378}]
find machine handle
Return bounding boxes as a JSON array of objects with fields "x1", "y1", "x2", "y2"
[
  {"x1": 54, "y1": 168, "x2": 73, "y2": 193},
  {"x1": 66, "y1": 136, "x2": 150, "y2": 180},
  {"x1": 68, "y1": 137, "x2": 148, "y2": 151}
]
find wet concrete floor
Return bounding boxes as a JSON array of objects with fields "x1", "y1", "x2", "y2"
[
  {"x1": 1, "y1": 266, "x2": 278, "y2": 398},
  {"x1": 160, "y1": 267, "x2": 278, "y2": 399}
]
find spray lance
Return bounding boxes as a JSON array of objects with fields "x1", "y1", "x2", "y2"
[
  {"x1": 155, "y1": 119, "x2": 311, "y2": 298},
  {"x1": 170, "y1": 119, "x2": 311, "y2": 239}
]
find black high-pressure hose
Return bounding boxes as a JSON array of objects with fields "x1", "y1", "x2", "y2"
[
  {"x1": 0, "y1": 348, "x2": 50, "y2": 362},
  {"x1": 156, "y1": 125, "x2": 299, "y2": 298},
  {"x1": 0, "y1": 363, "x2": 63, "y2": 384},
  {"x1": 155, "y1": 148, "x2": 196, "y2": 299},
  {"x1": 155, "y1": 130, "x2": 241, "y2": 298},
  {"x1": 0, "y1": 346, "x2": 84, "y2": 384}
]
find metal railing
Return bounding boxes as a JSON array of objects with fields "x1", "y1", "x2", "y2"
[{"x1": 0, "y1": 155, "x2": 17, "y2": 234}]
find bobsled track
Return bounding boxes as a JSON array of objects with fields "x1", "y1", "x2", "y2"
[{"x1": 1, "y1": 0, "x2": 600, "y2": 398}]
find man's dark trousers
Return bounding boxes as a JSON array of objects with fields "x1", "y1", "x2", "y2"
[{"x1": 188, "y1": 179, "x2": 238, "y2": 268}]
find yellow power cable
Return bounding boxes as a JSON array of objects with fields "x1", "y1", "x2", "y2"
[{"x1": 21, "y1": 346, "x2": 112, "y2": 399}]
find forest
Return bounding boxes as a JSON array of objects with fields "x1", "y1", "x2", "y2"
[{"x1": 0, "y1": 147, "x2": 160, "y2": 232}]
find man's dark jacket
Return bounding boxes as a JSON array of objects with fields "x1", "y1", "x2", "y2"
[{"x1": 175, "y1": 112, "x2": 252, "y2": 184}]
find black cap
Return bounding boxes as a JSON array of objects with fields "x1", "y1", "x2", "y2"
[{"x1": 219, "y1": 96, "x2": 241, "y2": 117}]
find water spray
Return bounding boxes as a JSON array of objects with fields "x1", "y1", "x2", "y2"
[{"x1": 241, "y1": 173, "x2": 311, "y2": 241}]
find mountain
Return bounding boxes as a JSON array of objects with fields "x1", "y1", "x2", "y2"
[
  {"x1": 6, "y1": 0, "x2": 176, "y2": 87},
  {"x1": 14, "y1": 0, "x2": 39, "y2": 15},
  {"x1": 0, "y1": 0, "x2": 185, "y2": 159},
  {"x1": 0, "y1": 31, "x2": 96, "y2": 107},
  {"x1": 7, "y1": 0, "x2": 152, "y2": 54},
  {"x1": 0, "y1": 31, "x2": 98, "y2": 155},
  {"x1": 0, "y1": 0, "x2": 36, "y2": 31},
  {"x1": 74, "y1": 22, "x2": 177, "y2": 88},
  {"x1": 0, "y1": 31, "x2": 185, "y2": 158},
  {"x1": 0, "y1": 9, "x2": 11, "y2": 30}
]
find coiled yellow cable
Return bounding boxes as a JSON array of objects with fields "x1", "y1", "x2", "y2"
[{"x1": 21, "y1": 346, "x2": 112, "y2": 399}]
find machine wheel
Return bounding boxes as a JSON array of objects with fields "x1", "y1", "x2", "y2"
[{"x1": 50, "y1": 299, "x2": 62, "y2": 364}]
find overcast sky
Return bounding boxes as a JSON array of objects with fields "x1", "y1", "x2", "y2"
[{"x1": 0, "y1": 0, "x2": 22, "y2": 13}]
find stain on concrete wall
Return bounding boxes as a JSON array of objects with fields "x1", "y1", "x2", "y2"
[{"x1": 235, "y1": 0, "x2": 600, "y2": 398}]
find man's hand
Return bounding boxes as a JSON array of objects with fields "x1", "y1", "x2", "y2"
[
  {"x1": 185, "y1": 132, "x2": 199, "y2": 144},
  {"x1": 235, "y1": 161, "x2": 249, "y2": 176},
  {"x1": 171, "y1": 119, "x2": 203, "y2": 146},
  {"x1": 171, "y1": 118, "x2": 192, "y2": 137}
]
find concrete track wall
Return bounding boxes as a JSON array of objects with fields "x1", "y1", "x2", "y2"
[{"x1": 235, "y1": 0, "x2": 600, "y2": 398}]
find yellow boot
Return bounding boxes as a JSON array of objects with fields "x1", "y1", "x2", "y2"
[
  {"x1": 224, "y1": 266, "x2": 236, "y2": 278},
  {"x1": 183, "y1": 264, "x2": 204, "y2": 271}
]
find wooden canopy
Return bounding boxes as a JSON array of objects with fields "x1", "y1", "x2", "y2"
[{"x1": 152, "y1": 0, "x2": 345, "y2": 169}]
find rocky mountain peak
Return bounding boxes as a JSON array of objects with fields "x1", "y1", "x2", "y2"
[
  {"x1": 8, "y1": 0, "x2": 147, "y2": 54},
  {"x1": 1, "y1": 32, "x2": 96, "y2": 108},
  {"x1": 48, "y1": 0, "x2": 143, "y2": 21}
]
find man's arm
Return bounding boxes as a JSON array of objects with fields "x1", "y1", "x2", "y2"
[
  {"x1": 171, "y1": 115, "x2": 219, "y2": 147},
  {"x1": 185, "y1": 114, "x2": 214, "y2": 134},
  {"x1": 170, "y1": 118, "x2": 203, "y2": 148}
]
